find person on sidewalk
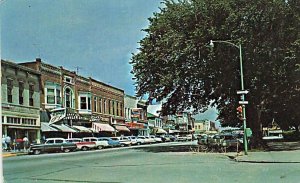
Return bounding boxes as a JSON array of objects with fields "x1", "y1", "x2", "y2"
[
  {"x1": 5, "y1": 135, "x2": 11, "y2": 151},
  {"x1": 2, "y1": 135, "x2": 7, "y2": 151},
  {"x1": 23, "y1": 136, "x2": 29, "y2": 151}
]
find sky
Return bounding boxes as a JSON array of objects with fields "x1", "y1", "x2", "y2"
[
  {"x1": 1, "y1": 0, "x2": 162, "y2": 96},
  {"x1": 1, "y1": 0, "x2": 218, "y2": 122}
]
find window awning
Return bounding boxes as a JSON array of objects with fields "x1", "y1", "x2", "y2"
[
  {"x1": 114, "y1": 125, "x2": 130, "y2": 132},
  {"x1": 92, "y1": 123, "x2": 115, "y2": 132},
  {"x1": 41, "y1": 122, "x2": 58, "y2": 132},
  {"x1": 72, "y1": 125, "x2": 93, "y2": 133},
  {"x1": 51, "y1": 124, "x2": 77, "y2": 133},
  {"x1": 154, "y1": 128, "x2": 167, "y2": 134}
]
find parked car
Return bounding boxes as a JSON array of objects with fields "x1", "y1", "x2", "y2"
[
  {"x1": 111, "y1": 137, "x2": 131, "y2": 147},
  {"x1": 145, "y1": 136, "x2": 156, "y2": 144},
  {"x1": 160, "y1": 135, "x2": 171, "y2": 142},
  {"x1": 219, "y1": 134, "x2": 243, "y2": 150},
  {"x1": 186, "y1": 134, "x2": 193, "y2": 141},
  {"x1": 82, "y1": 137, "x2": 109, "y2": 149},
  {"x1": 150, "y1": 135, "x2": 162, "y2": 143},
  {"x1": 66, "y1": 138, "x2": 96, "y2": 151},
  {"x1": 136, "y1": 136, "x2": 147, "y2": 145},
  {"x1": 28, "y1": 138, "x2": 77, "y2": 155},
  {"x1": 176, "y1": 135, "x2": 188, "y2": 141},
  {"x1": 127, "y1": 136, "x2": 138, "y2": 145},
  {"x1": 97, "y1": 137, "x2": 121, "y2": 147}
]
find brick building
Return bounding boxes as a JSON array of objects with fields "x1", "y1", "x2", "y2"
[
  {"x1": 1, "y1": 60, "x2": 41, "y2": 144},
  {"x1": 20, "y1": 58, "x2": 125, "y2": 137}
]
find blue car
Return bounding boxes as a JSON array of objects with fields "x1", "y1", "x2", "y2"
[{"x1": 97, "y1": 137, "x2": 121, "y2": 147}]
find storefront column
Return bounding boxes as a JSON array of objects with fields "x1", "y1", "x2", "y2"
[{"x1": 36, "y1": 129, "x2": 41, "y2": 144}]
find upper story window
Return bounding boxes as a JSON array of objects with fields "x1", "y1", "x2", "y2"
[
  {"x1": 112, "y1": 101, "x2": 115, "y2": 115},
  {"x1": 78, "y1": 93, "x2": 91, "y2": 111},
  {"x1": 7, "y1": 78, "x2": 13, "y2": 103},
  {"x1": 103, "y1": 99, "x2": 106, "y2": 114},
  {"x1": 64, "y1": 76, "x2": 74, "y2": 84},
  {"x1": 64, "y1": 87, "x2": 74, "y2": 108},
  {"x1": 93, "y1": 96, "x2": 97, "y2": 112},
  {"x1": 29, "y1": 84, "x2": 34, "y2": 106},
  {"x1": 45, "y1": 82, "x2": 61, "y2": 108},
  {"x1": 99, "y1": 98, "x2": 102, "y2": 113},
  {"x1": 19, "y1": 81, "x2": 24, "y2": 105}
]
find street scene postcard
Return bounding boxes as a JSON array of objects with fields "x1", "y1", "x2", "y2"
[{"x1": 1, "y1": 0, "x2": 300, "y2": 183}]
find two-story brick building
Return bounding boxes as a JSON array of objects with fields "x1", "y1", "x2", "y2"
[
  {"x1": 20, "y1": 58, "x2": 125, "y2": 137},
  {"x1": 1, "y1": 60, "x2": 41, "y2": 144}
]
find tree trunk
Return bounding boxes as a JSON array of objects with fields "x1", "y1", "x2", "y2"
[{"x1": 247, "y1": 104, "x2": 265, "y2": 149}]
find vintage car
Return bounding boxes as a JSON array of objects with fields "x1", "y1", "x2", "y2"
[
  {"x1": 66, "y1": 138, "x2": 96, "y2": 151},
  {"x1": 82, "y1": 137, "x2": 109, "y2": 149},
  {"x1": 28, "y1": 138, "x2": 77, "y2": 155}
]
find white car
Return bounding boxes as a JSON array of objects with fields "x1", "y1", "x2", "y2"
[
  {"x1": 82, "y1": 137, "x2": 109, "y2": 149},
  {"x1": 145, "y1": 136, "x2": 155, "y2": 144},
  {"x1": 150, "y1": 135, "x2": 162, "y2": 143},
  {"x1": 127, "y1": 136, "x2": 138, "y2": 145},
  {"x1": 136, "y1": 136, "x2": 147, "y2": 145}
]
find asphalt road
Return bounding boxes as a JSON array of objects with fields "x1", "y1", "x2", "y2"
[{"x1": 3, "y1": 141, "x2": 300, "y2": 183}]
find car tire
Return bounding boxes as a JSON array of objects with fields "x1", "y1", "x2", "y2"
[
  {"x1": 64, "y1": 148, "x2": 71, "y2": 153},
  {"x1": 82, "y1": 146, "x2": 88, "y2": 151},
  {"x1": 137, "y1": 142, "x2": 141, "y2": 145},
  {"x1": 33, "y1": 149, "x2": 41, "y2": 155},
  {"x1": 97, "y1": 145, "x2": 103, "y2": 150}
]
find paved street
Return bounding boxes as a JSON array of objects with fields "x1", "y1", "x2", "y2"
[{"x1": 3, "y1": 141, "x2": 300, "y2": 183}]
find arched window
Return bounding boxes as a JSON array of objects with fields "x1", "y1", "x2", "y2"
[{"x1": 65, "y1": 87, "x2": 74, "y2": 108}]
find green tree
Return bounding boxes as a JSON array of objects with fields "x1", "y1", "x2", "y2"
[{"x1": 131, "y1": 0, "x2": 300, "y2": 146}]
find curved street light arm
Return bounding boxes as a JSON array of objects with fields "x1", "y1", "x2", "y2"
[{"x1": 210, "y1": 40, "x2": 240, "y2": 49}]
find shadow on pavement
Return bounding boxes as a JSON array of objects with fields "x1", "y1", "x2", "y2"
[
  {"x1": 265, "y1": 141, "x2": 300, "y2": 151},
  {"x1": 133, "y1": 145, "x2": 192, "y2": 153}
]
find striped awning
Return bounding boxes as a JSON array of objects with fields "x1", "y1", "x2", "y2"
[
  {"x1": 72, "y1": 125, "x2": 93, "y2": 133},
  {"x1": 92, "y1": 123, "x2": 115, "y2": 132}
]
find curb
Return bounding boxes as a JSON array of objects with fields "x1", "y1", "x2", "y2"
[{"x1": 2, "y1": 152, "x2": 27, "y2": 158}]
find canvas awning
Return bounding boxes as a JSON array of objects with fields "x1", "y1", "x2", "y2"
[
  {"x1": 114, "y1": 125, "x2": 130, "y2": 132},
  {"x1": 72, "y1": 125, "x2": 93, "y2": 133},
  {"x1": 41, "y1": 122, "x2": 58, "y2": 132},
  {"x1": 92, "y1": 123, "x2": 115, "y2": 132},
  {"x1": 51, "y1": 124, "x2": 77, "y2": 133},
  {"x1": 154, "y1": 128, "x2": 167, "y2": 134}
]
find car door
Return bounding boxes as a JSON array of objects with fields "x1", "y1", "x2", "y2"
[{"x1": 44, "y1": 139, "x2": 57, "y2": 153}]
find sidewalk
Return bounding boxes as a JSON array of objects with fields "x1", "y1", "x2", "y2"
[
  {"x1": 233, "y1": 150, "x2": 300, "y2": 163},
  {"x1": 2, "y1": 150, "x2": 28, "y2": 158}
]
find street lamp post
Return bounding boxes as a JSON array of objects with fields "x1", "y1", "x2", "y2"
[{"x1": 209, "y1": 40, "x2": 248, "y2": 155}]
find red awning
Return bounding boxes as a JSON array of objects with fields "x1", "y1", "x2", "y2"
[{"x1": 125, "y1": 122, "x2": 144, "y2": 129}]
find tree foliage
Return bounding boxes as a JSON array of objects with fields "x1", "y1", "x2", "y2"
[{"x1": 130, "y1": 0, "x2": 300, "y2": 143}]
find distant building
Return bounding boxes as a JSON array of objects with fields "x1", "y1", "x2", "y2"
[
  {"x1": 1, "y1": 60, "x2": 41, "y2": 143},
  {"x1": 194, "y1": 120, "x2": 217, "y2": 134},
  {"x1": 124, "y1": 95, "x2": 148, "y2": 136}
]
